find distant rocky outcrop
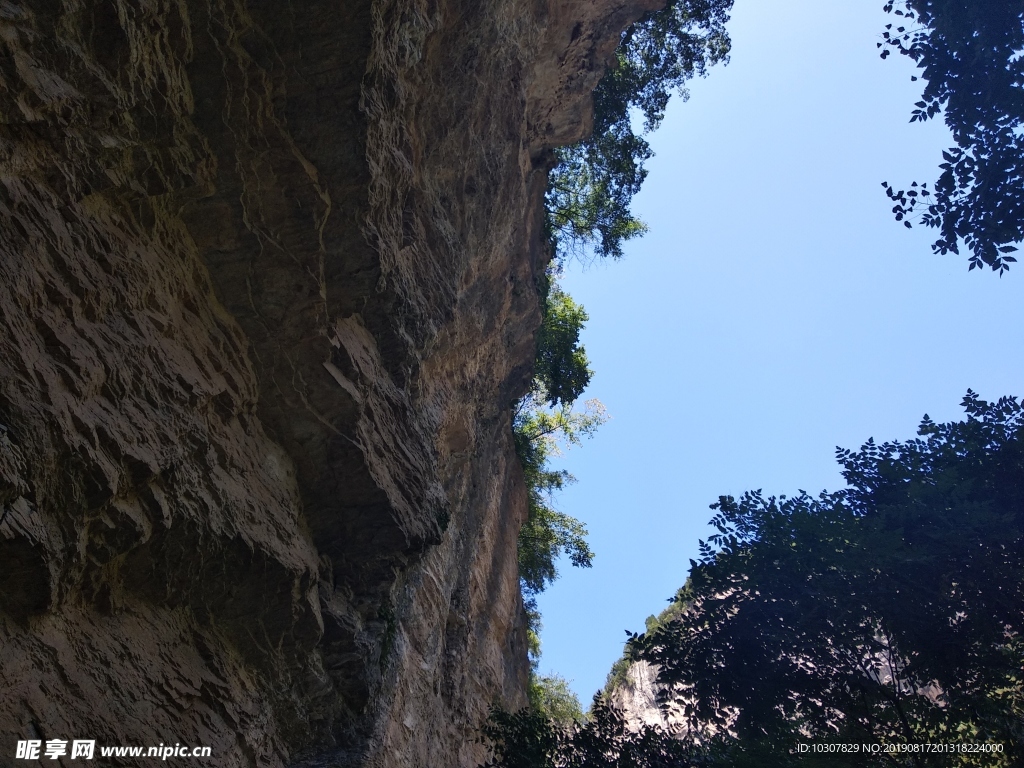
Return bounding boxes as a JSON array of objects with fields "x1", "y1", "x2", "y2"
[
  {"x1": 0, "y1": 0, "x2": 658, "y2": 765},
  {"x1": 605, "y1": 660, "x2": 678, "y2": 733},
  {"x1": 602, "y1": 601, "x2": 693, "y2": 740}
]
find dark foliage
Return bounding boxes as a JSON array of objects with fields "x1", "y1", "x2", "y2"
[
  {"x1": 631, "y1": 392, "x2": 1024, "y2": 766},
  {"x1": 479, "y1": 698, "x2": 698, "y2": 768},
  {"x1": 880, "y1": 0, "x2": 1024, "y2": 273}
]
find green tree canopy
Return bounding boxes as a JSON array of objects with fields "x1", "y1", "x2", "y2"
[
  {"x1": 547, "y1": 0, "x2": 732, "y2": 261},
  {"x1": 512, "y1": 279, "x2": 604, "y2": 738},
  {"x1": 533, "y1": 285, "x2": 593, "y2": 408},
  {"x1": 528, "y1": 673, "x2": 585, "y2": 728},
  {"x1": 514, "y1": 287, "x2": 605, "y2": 600},
  {"x1": 880, "y1": 0, "x2": 1024, "y2": 273},
  {"x1": 632, "y1": 392, "x2": 1024, "y2": 766}
]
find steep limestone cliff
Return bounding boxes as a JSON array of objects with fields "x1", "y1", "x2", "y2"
[
  {"x1": 0, "y1": 0, "x2": 657, "y2": 765},
  {"x1": 605, "y1": 659, "x2": 689, "y2": 738}
]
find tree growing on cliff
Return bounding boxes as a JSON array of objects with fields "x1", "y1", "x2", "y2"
[
  {"x1": 515, "y1": 283, "x2": 604, "y2": 603},
  {"x1": 497, "y1": 1, "x2": 735, "y2": 755},
  {"x1": 879, "y1": 0, "x2": 1024, "y2": 273},
  {"x1": 518, "y1": 0, "x2": 735, "y2": 620},
  {"x1": 512, "y1": 278, "x2": 605, "y2": 733},
  {"x1": 528, "y1": 673, "x2": 585, "y2": 727},
  {"x1": 547, "y1": 0, "x2": 732, "y2": 261}
]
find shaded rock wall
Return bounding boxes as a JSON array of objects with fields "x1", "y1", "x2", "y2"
[{"x1": 0, "y1": 0, "x2": 657, "y2": 765}]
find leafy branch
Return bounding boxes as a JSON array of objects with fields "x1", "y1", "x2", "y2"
[{"x1": 878, "y1": 0, "x2": 1024, "y2": 273}]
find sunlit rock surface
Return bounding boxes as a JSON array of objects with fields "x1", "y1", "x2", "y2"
[
  {"x1": 0, "y1": 0, "x2": 657, "y2": 765},
  {"x1": 605, "y1": 659, "x2": 686, "y2": 736}
]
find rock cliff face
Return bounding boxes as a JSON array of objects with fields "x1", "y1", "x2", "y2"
[
  {"x1": 605, "y1": 660, "x2": 688, "y2": 737},
  {"x1": 0, "y1": 0, "x2": 656, "y2": 765}
]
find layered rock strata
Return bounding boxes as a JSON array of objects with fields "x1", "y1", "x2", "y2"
[
  {"x1": 605, "y1": 659, "x2": 689, "y2": 737},
  {"x1": 0, "y1": 0, "x2": 657, "y2": 765}
]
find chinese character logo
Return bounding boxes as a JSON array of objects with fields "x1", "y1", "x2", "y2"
[
  {"x1": 16, "y1": 738, "x2": 95, "y2": 761},
  {"x1": 16, "y1": 741, "x2": 41, "y2": 760},
  {"x1": 71, "y1": 740, "x2": 95, "y2": 760},
  {"x1": 44, "y1": 740, "x2": 68, "y2": 759}
]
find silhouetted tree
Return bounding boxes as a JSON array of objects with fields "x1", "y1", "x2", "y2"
[
  {"x1": 480, "y1": 697, "x2": 698, "y2": 768},
  {"x1": 633, "y1": 392, "x2": 1024, "y2": 766},
  {"x1": 880, "y1": 0, "x2": 1024, "y2": 273}
]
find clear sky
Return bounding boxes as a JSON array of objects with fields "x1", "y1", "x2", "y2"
[{"x1": 534, "y1": 0, "x2": 1024, "y2": 704}]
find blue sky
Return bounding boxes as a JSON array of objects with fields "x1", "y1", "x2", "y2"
[{"x1": 534, "y1": 0, "x2": 1024, "y2": 704}]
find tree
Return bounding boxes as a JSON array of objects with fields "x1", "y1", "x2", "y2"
[
  {"x1": 632, "y1": 392, "x2": 1024, "y2": 766},
  {"x1": 519, "y1": 0, "x2": 734, "y2": 609},
  {"x1": 547, "y1": 0, "x2": 732, "y2": 261},
  {"x1": 490, "y1": 4, "x2": 735, "y2": 761},
  {"x1": 529, "y1": 673, "x2": 586, "y2": 727},
  {"x1": 533, "y1": 284, "x2": 595, "y2": 409},
  {"x1": 516, "y1": 0, "x2": 734, "y2": 589},
  {"x1": 491, "y1": 394, "x2": 1024, "y2": 766},
  {"x1": 513, "y1": 275, "x2": 607, "y2": 701},
  {"x1": 514, "y1": 391, "x2": 605, "y2": 599},
  {"x1": 515, "y1": 283, "x2": 605, "y2": 604},
  {"x1": 480, "y1": 697, "x2": 698, "y2": 768},
  {"x1": 510, "y1": 277, "x2": 603, "y2": 757},
  {"x1": 880, "y1": 0, "x2": 1024, "y2": 273}
]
